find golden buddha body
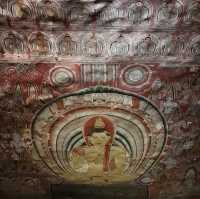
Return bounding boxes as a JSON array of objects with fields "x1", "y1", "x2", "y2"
[{"x1": 69, "y1": 117, "x2": 130, "y2": 181}]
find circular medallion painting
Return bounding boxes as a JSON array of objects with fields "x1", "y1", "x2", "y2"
[{"x1": 31, "y1": 87, "x2": 167, "y2": 184}]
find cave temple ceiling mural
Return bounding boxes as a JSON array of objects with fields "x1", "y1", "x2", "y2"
[
  {"x1": 0, "y1": 0, "x2": 199, "y2": 199},
  {"x1": 31, "y1": 88, "x2": 167, "y2": 184},
  {"x1": 0, "y1": 0, "x2": 199, "y2": 67}
]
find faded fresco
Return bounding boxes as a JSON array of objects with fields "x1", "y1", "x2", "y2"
[
  {"x1": 0, "y1": 0, "x2": 200, "y2": 199},
  {"x1": 31, "y1": 89, "x2": 167, "y2": 184},
  {"x1": 0, "y1": 63, "x2": 199, "y2": 198}
]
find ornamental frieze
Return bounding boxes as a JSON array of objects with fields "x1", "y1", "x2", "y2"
[
  {"x1": 0, "y1": 0, "x2": 200, "y2": 30},
  {"x1": 0, "y1": 62, "x2": 194, "y2": 105},
  {"x1": 0, "y1": 31, "x2": 200, "y2": 65}
]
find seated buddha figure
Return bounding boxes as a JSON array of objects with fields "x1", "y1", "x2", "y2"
[
  {"x1": 69, "y1": 116, "x2": 130, "y2": 179},
  {"x1": 137, "y1": 36, "x2": 156, "y2": 56},
  {"x1": 45, "y1": 4, "x2": 59, "y2": 21},
  {"x1": 85, "y1": 34, "x2": 103, "y2": 56},
  {"x1": 15, "y1": 0, "x2": 30, "y2": 19},
  {"x1": 30, "y1": 33, "x2": 49, "y2": 55}
]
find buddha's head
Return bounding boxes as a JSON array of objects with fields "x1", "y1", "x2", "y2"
[{"x1": 84, "y1": 116, "x2": 114, "y2": 146}]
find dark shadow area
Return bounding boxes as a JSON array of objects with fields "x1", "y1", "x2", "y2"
[{"x1": 51, "y1": 184, "x2": 149, "y2": 199}]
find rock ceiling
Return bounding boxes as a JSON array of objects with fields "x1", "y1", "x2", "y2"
[
  {"x1": 0, "y1": 0, "x2": 199, "y2": 66},
  {"x1": 0, "y1": 0, "x2": 200, "y2": 199}
]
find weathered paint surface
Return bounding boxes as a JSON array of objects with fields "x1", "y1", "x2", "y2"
[{"x1": 0, "y1": 0, "x2": 200, "y2": 198}]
